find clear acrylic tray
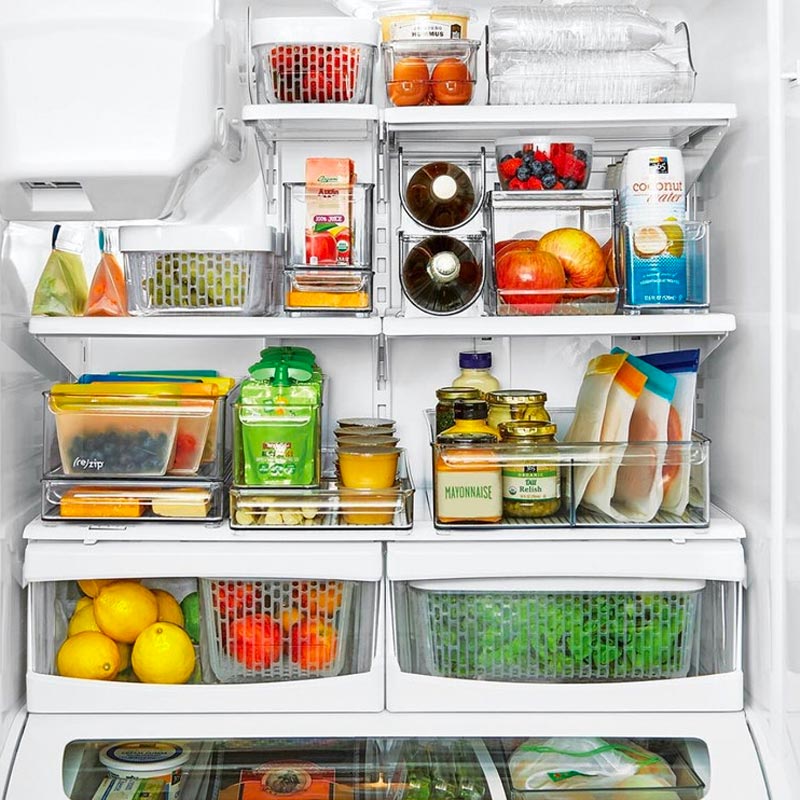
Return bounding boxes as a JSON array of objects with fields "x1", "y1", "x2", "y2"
[
  {"x1": 284, "y1": 266, "x2": 373, "y2": 316},
  {"x1": 230, "y1": 448, "x2": 414, "y2": 530},
  {"x1": 428, "y1": 410, "x2": 710, "y2": 529}
]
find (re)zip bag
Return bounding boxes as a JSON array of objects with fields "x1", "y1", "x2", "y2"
[
  {"x1": 581, "y1": 359, "x2": 647, "y2": 519},
  {"x1": 565, "y1": 352, "x2": 628, "y2": 506},
  {"x1": 31, "y1": 225, "x2": 88, "y2": 316},
  {"x1": 641, "y1": 349, "x2": 700, "y2": 515},
  {"x1": 610, "y1": 348, "x2": 677, "y2": 522},
  {"x1": 86, "y1": 230, "x2": 127, "y2": 316}
]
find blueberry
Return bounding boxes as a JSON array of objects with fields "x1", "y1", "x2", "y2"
[
  {"x1": 516, "y1": 166, "x2": 532, "y2": 181},
  {"x1": 522, "y1": 152, "x2": 534, "y2": 166},
  {"x1": 542, "y1": 161, "x2": 555, "y2": 175},
  {"x1": 541, "y1": 174, "x2": 558, "y2": 189},
  {"x1": 563, "y1": 178, "x2": 578, "y2": 190},
  {"x1": 500, "y1": 154, "x2": 512, "y2": 163},
  {"x1": 530, "y1": 160, "x2": 545, "y2": 178},
  {"x1": 575, "y1": 149, "x2": 588, "y2": 163},
  {"x1": 514, "y1": 150, "x2": 523, "y2": 158}
]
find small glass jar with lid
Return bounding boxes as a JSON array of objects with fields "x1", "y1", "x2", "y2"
[
  {"x1": 439, "y1": 399, "x2": 498, "y2": 440},
  {"x1": 435, "y1": 386, "x2": 481, "y2": 435},
  {"x1": 498, "y1": 419, "x2": 561, "y2": 519},
  {"x1": 487, "y1": 389, "x2": 550, "y2": 432}
]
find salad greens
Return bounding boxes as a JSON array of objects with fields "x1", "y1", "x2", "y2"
[{"x1": 423, "y1": 590, "x2": 698, "y2": 681}]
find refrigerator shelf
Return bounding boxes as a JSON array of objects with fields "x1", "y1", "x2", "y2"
[{"x1": 243, "y1": 103, "x2": 380, "y2": 142}]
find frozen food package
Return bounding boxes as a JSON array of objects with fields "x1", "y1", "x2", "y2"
[
  {"x1": 488, "y1": 5, "x2": 673, "y2": 52},
  {"x1": 611, "y1": 349, "x2": 677, "y2": 521},
  {"x1": 641, "y1": 348, "x2": 701, "y2": 515},
  {"x1": 489, "y1": 49, "x2": 695, "y2": 105},
  {"x1": 581, "y1": 359, "x2": 647, "y2": 519},
  {"x1": 86, "y1": 230, "x2": 127, "y2": 316},
  {"x1": 508, "y1": 737, "x2": 676, "y2": 792},
  {"x1": 565, "y1": 352, "x2": 628, "y2": 505},
  {"x1": 31, "y1": 224, "x2": 88, "y2": 316}
]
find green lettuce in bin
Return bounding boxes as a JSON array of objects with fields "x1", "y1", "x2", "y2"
[{"x1": 429, "y1": 591, "x2": 696, "y2": 681}]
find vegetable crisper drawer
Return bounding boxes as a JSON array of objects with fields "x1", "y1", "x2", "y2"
[{"x1": 396, "y1": 578, "x2": 703, "y2": 683}]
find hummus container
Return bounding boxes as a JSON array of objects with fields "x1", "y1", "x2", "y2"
[
  {"x1": 100, "y1": 741, "x2": 190, "y2": 800},
  {"x1": 378, "y1": 3, "x2": 474, "y2": 41}
]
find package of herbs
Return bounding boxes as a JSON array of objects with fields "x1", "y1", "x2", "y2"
[{"x1": 424, "y1": 590, "x2": 697, "y2": 681}]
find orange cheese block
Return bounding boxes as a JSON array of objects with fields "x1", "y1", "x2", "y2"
[{"x1": 60, "y1": 487, "x2": 144, "y2": 518}]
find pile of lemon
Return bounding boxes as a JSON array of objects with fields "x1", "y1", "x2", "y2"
[{"x1": 57, "y1": 579, "x2": 196, "y2": 684}]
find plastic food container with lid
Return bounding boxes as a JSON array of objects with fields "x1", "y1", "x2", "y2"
[
  {"x1": 376, "y1": 3, "x2": 475, "y2": 41},
  {"x1": 252, "y1": 18, "x2": 380, "y2": 104},
  {"x1": 121, "y1": 226, "x2": 279, "y2": 316},
  {"x1": 100, "y1": 741, "x2": 190, "y2": 800}
]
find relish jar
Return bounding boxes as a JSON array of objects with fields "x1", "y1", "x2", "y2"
[
  {"x1": 498, "y1": 420, "x2": 561, "y2": 519},
  {"x1": 435, "y1": 386, "x2": 481, "y2": 435},
  {"x1": 487, "y1": 390, "x2": 550, "y2": 432}
]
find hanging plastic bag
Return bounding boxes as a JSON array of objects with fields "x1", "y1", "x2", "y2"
[
  {"x1": 31, "y1": 224, "x2": 88, "y2": 316},
  {"x1": 86, "y1": 229, "x2": 127, "y2": 316}
]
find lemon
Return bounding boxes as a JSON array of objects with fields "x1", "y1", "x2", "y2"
[
  {"x1": 77, "y1": 579, "x2": 118, "y2": 598},
  {"x1": 57, "y1": 631, "x2": 120, "y2": 680},
  {"x1": 117, "y1": 642, "x2": 131, "y2": 672},
  {"x1": 74, "y1": 596, "x2": 94, "y2": 613},
  {"x1": 131, "y1": 622, "x2": 196, "y2": 684},
  {"x1": 152, "y1": 589, "x2": 184, "y2": 627},
  {"x1": 94, "y1": 582, "x2": 159, "y2": 644},
  {"x1": 67, "y1": 603, "x2": 101, "y2": 637}
]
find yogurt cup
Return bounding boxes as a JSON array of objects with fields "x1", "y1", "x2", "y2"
[{"x1": 100, "y1": 742, "x2": 189, "y2": 800}]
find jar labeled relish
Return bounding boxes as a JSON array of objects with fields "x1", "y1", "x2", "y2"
[{"x1": 486, "y1": 390, "x2": 550, "y2": 432}]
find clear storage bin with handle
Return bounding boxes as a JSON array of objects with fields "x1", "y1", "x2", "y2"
[
  {"x1": 122, "y1": 226, "x2": 279, "y2": 316},
  {"x1": 252, "y1": 18, "x2": 379, "y2": 104}
]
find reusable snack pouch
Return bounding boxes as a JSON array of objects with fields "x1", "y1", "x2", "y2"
[
  {"x1": 611, "y1": 348, "x2": 677, "y2": 521},
  {"x1": 31, "y1": 224, "x2": 88, "y2": 316},
  {"x1": 86, "y1": 229, "x2": 127, "y2": 316},
  {"x1": 641, "y1": 348, "x2": 700, "y2": 515},
  {"x1": 565, "y1": 352, "x2": 628, "y2": 505},
  {"x1": 581, "y1": 359, "x2": 647, "y2": 519}
]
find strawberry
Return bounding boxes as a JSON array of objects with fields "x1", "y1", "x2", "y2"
[
  {"x1": 508, "y1": 177, "x2": 524, "y2": 190},
  {"x1": 499, "y1": 157, "x2": 522, "y2": 180},
  {"x1": 534, "y1": 149, "x2": 549, "y2": 162},
  {"x1": 553, "y1": 181, "x2": 565, "y2": 190},
  {"x1": 525, "y1": 177, "x2": 544, "y2": 190}
]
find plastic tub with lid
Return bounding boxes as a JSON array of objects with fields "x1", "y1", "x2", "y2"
[
  {"x1": 375, "y1": 2, "x2": 475, "y2": 41},
  {"x1": 100, "y1": 741, "x2": 190, "y2": 800},
  {"x1": 252, "y1": 18, "x2": 380, "y2": 104},
  {"x1": 121, "y1": 225, "x2": 278, "y2": 316}
]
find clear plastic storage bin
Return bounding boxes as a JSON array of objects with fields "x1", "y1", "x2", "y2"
[
  {"x1": 428, "y1": 409, "x2": 710, "y2": 529},
  {"x1": 622, "y1": 220, "x2": 710, "y2": 312},
  {"x1": 488, "y1": 191, "x2": 619, "y2": 316},
  {"x1": 382, "y1": 39, "x2": 480, "y2": 107},
  {"x1": 252, "y1": 18, "x2": 379, "y2": 104},
  {"x1": 121, "y1": 226, "x2": 279, "y2": 316},
  {"x1": 284, "y1": 267, "x2": 373, "y2": 315},
  {"x1": 395, "y1": 577, "x2": 703, "y2": 682},
  {"x1": 41, "y1": 480, "x2": 224, "y2": 522},
  {"x1": 230, "y1": 448, "x2": 414, "y2": 530},
  {"x1": 199, "y1": 577, "x2": 377, "y2": 684}
]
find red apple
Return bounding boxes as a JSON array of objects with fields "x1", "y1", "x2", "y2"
[
  {"x1": 538, "y1": 228, "x2": 606, "y2": 288},
  {"x1": 601, "y1": 238, "x2": 617, "y2": 287},
  {"x1": 494, "y1": 238, "x2": 538, "y2": 261},
  {"x1": 496, "y1": 245, "x2": 566, "y2": 314}
]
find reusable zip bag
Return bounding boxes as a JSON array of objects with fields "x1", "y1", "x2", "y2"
[
  {"x1": 641, "y1": 348, "x2": 700, "y2": 515},
  {"x1": 581, "y1": 359, "x2": 647, "y2": 519},
  {"x1": 508, "y1": 737, "x2": 677, "y2": 792},
  {"x1": 86, "y1": 230, "x2": 127, "y2": 316},
  {"x1": 611, "y1": 348, "x2": 677, "y2": 521},
  {"x1": 565, "y1": 352, "x2": 628, "y2": 506},
  {"x1": 31, "y1": 225, "x2": 88, "y2": 316}
]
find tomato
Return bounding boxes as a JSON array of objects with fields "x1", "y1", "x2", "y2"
[
  {"x1": 228, "y1": 614, "x2": 283, "y2": 671},
  {"x1": 212, "y1": 581, "x2": 263, "y2": 619},
  {"x1": 289, "y1": 618, "x2": 338, "y2": 671},
  {"x1": 431, "y1": 58, "x2": 472, "y2": 105},
  {"x1": 496, "y1": 245, "x2": 566, "y2": 315},
  {"x1": 305, "y1": 231, "x2": 338, "y2": 265},
  {"x1": 389, "y1": 57, "x2": 430, "y2": 106},
  {"x1": 292, "y1": 581, "x2": 344, "y2": 616}
]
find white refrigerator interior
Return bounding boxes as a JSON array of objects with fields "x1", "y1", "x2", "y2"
[{"x1": 0, "y1": 0, "x2": 797, "y2": 797}]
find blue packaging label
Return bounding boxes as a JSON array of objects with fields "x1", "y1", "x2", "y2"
[{"x1": 626, "y1": 222, "x2": 687, "y2": 306}]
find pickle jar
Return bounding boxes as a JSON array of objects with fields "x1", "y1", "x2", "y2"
[
  {"x1": 434, "y1": 432, "x2": 502, "y2": 525},
  {"x1": 486, "y1": 390, "x2": 550, "y2": 432},
  {"x1": 498, "y1": 420, "x2": 561, "y2": 519},
  {"x1": 435, "y1": 386, "x2": 481, "y2": 435}
]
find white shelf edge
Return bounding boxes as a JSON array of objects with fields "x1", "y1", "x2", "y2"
[
  {"x1": 243, "y1": 103, "x2": 380, "y2": 123},
  {"x1": 382, "y1": 312, "x2": 737, "y2": 338},
  {"x1": 27, "y1": 316, "x2": 382, "y2": 338}
]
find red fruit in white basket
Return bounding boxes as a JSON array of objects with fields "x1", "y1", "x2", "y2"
[
  {"x1": 496, "y1": 244, "x2": 565, "y2": 314},
  {"x1": 538, "y1": 228, "x2": 606, "y2": 289}
]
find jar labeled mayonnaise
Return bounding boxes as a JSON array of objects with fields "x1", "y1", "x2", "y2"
[{"x1": 100, "y1": 742, "x2": 189, "y2": 800}]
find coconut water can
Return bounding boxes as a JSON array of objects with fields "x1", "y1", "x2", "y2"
[{"x1": 620, "y1": 147, "x2": 687, "y2": 307}]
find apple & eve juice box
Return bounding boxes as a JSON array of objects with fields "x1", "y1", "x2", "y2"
[{"x1": 305, "y1": 158, "x2": 355, "y2": 266}]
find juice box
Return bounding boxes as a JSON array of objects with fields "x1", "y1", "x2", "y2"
[{"x1": 305, "y1": 158, "x2": 355, "y2": 266}]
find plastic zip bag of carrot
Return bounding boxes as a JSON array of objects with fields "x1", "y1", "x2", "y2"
[{"x1": 86, "y1": 229, "x2": 127, "y2": 316}]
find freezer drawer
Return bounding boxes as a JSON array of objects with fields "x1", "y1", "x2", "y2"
[
  {"x1": 24, "y1": 541, "x2": 384, "y2": 713},
  {"x1": 386, "y1": 541, "x2": 744, "y2": 713}
]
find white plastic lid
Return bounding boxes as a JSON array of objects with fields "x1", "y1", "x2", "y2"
[
  {"x1": 100, "y1": 742, "x2": 190, "y2": 774},
  {"x1": 54, "y1": 225, "x2": 85, "y2": 255},
  {"x1": 251, "y1": 17, "x2": 380, "y2": 47},
  {"x1": 119, "y1": 225, "x2": 277, "y2": 253}
]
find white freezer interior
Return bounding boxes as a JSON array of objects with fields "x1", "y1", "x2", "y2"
[{"x1": 0, "y1": 0, "x2": 796, "y2": 796}]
